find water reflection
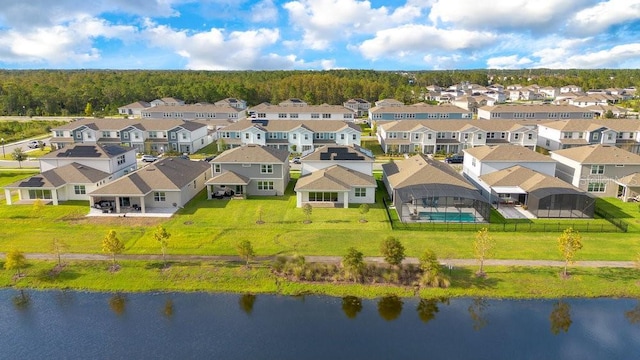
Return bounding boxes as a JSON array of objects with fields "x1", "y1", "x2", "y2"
[
  {"x1": 549, "y1": 300, "x2": 572, "y2": 335},
  {"x1": 163, "y1": 299, "x2": 174, "y2": 318},
  {"x1": 625, "y1": 301, "x2": 640, "y2": 325},
  {"x1": 12, "y1": 290, "x2": 30, "y2": 311},
  {"x1": 341, "y1": 296, "x2": 362, "y2": 319},
  {"x1": 377, "y1": 296, "x2": 403, "y2": 321},
  {"x1": 416, "y1": 298, "x2": 449, "y2": 324},
  {"x1": 468, "y1": 298, "x2": 488, "y2": 330},
  {"x1": 109, "y1": 293, "x2": 127, "y2": 316},
  {"x1": 239, "y1": 294, "x2": 256, "y2": 315}
]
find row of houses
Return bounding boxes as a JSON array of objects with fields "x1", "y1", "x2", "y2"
[
  {"x1": 49, "y1": 118, "x2": 363, "y2": 155},
  {"x1": 376, "y1": 118, "x2": 640, "y2": 155}
]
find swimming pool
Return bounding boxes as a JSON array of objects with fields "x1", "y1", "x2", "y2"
[{"x1": 418, "y1": 211, "x2": 476, "y2": 222}]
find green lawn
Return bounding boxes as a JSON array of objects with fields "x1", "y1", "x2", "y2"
[
  {"x1": 1, "y1": 185, "x2": 639, "y2": 261},
  {"x1": 596, "y1": 197, "x2": 640, "y2": 231},
  {"x1": 3, "y1": 260, "x2": 639, "y2": 299},
  {"x1": 0, "y1": 169, "x2": 39, "y2": 187}
]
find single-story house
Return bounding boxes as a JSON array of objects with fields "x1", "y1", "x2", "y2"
[
  {"x1": 88, "y1": 157, "x2": 210, "y2": 214},
  {"x1": 382, "y1": 155, "x2": 491, "y2": 223},
  {"x1": 478, "y1": 165, "x2": 595, "y2": 218}
]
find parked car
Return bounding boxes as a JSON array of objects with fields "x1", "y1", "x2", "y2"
[
  {"x1": 291, "y1": 157, "x2": 301, "y2": 164},
  {"x1": 27, "y1": 141, "x2": 39, "y2": 149},
  {"x1": 141, "y1": 154, "x2": 158, "y2": 163},
  {"x1": 444, "y1": 155, "x2": 464, "y2": 164},
  {"x1": 202, "y1": 155, "x2": 216, "y2": 162}
]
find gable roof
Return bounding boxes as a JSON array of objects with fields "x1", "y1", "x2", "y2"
[
  {"x1": 295, "y1": 165, "x2": 375, "y2": 191},
  {"x1": 383, "y1": 155, "x2": 476, "y2": 190},
  {"x1": 464, "y1": 145, "x2": 555, "y2": 162},
  {"x1": 89, "y1": 158, "x2": 209, "y2": 195},
  {"x1": 551, "y1": 144, "x2": 640, "y2": 164},
  {"x1": 220, "y1": 119, "x2": 360, "y2": 133},
  {"x1": 213, "y1": 145, "x2": 289, "y2": 164},
  {"x1": 205, "y1": 171, "x2": 251, "y2": 185},
  {"x1": 6, "y1": 162, "x2": 110, "y2": 189},
  {"x1": 52, "y1": 118, "x2": 207, "y2": 132},
  {"x1": 480, "y1": 165, "x2": 580, "y2": 193},
  {"x1": 41, "y1": 144, "x2": 132, "y2": 160}
]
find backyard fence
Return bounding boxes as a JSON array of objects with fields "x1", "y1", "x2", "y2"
[{"x1": 383, "y1": 198, "x2": 627, "y2": 233}]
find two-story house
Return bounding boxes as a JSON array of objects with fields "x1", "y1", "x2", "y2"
[
  {"x1": 206, "y1": 145, "x2": 290, "y2": 198},
  {"x1": 50, "y1": 118, "x2": 210, "y2": 154},
  {"x1": 247, "y1": 103, "x2": 357, "y2": 122},
  {"x1": 118, "y1": 101, "x2": 151, "y2": 118},
  {"x1": 294, "y1": 145, "x2": 376, "y2": 208},
  {"x1": 141, "y1": 104, "x2": 245, "y2": 122},
  {"x1": 217, "y1": 119, "x2": 361, "y2": 153},
  {"x1": 343, "y1": 98, "x2": 371, "y2": 117},
  {"x1": 536, "y1": 119, "x2": 640, "y2": 152},
  {"x1": 4, "y1": 144, "x2": 136, "y2": 205},
  {"x1": 551, "y1": 144, "x2": 640, "y2": 198},
  {"x1": 368, "y1": 103, "x2": 473, "y2": 124},
  {"x1": 477, "y1": 104, "x2": 594, "y2": 120}
]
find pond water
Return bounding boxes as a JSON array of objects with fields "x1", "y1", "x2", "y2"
[{"x1": 1, "y1": 290, "x2": 639, "y2": 360}]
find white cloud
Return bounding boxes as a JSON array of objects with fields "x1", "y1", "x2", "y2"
[
  {"x1": 568, "y1": 0, "x2": 640, "y2": 36},
  {"x1": 359, "y1": 25, "x2": 497, "y2": 60},
  {"x1": 486, "y1": 55, "x2": 533, "y2": 69},
  {"x1": 283, "y1": 0, "x2": 425, "y2": 50},
  {"x1": 428, "y1": 0, "x2": 593, "y2": 30},
  {"x1": 142, "y1": 22, "x2": 307, "y2": 70},
  {"x1": 535, "y1": 43, "x2": 640, "y2": 68},
  {"x1": 0, "y1": 16, "x2": 136, "y2": 64},
  {"x1": 251, "y1": 0, "x2": 279, "y2": 23}
]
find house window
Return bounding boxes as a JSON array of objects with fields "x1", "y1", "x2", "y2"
[
  {"x1": 304, "y1": 134, "x2": 309, "y2": 140},
  {"x1": 607, "y1": 133, "x2": 613, "y2": 140},
  {"x1": 154, "y1": 192, "x2": 166, "y2": 202},
  {"x1": 257, "y1": 134, "x2": 261, "y2": 140},
  {"x1": 341, "y1": 134, "x2": 345, "y2": 140},
  {"x1": 587, "y1": 182, "x2": 606, "y2": 192},
  {"x1": 279, "y1": 113, "x2": 287, "y2": 118},
  {"x1": 308, "y1": 192, "x2": 339, "y2": 202},
  {"x1": 514, "y1": 133, "x2": 520, "y2": 140},
  {"x1": 293, "y1": 134, "x2": 297, "y2": 140},
  {"x1": 322, "y1": 113, "x2": 331, "y2": 119},
  {"x1": 590, "y1": 165, "x2": 605, "y2": 174},
  {"x1": 74, "y1": 185, "x2": 86, "y2": 195},
  {"x1": 28, "y1": 189, "x2": 52, "y2": 199},
  {"x1": 55, "y1": 131, "x2": 64, "y2": 137},
  {"x1": 354, "y1": 188, "x2": 366, "y2": 197},
  {"x1": 257, "y1": 113, "x2": 266, "y2": 118},
  {"x1": 477, "y1": 133, "x2": 482, "y2": 140},
  {"x1": 171, "y1": 133, "x2": 176, "y2": 139},
  {"x1": 261, "y1": 164, "x2": 273, "y2": 174},
  {"x1": 311, "y1": 113, "x2": 319, "y2": 119},
  {"x1": 102, "y1": 131, "x2": 110, "y2": 138},
  {"x1": 352, "y1": 134, "x2": 356, "y2": 140},
  {"x1": 117, "y1": 154, "x2": 125, "y2": 165},
  {"x1": 182, "y1": 133, "x2": 187, "y2": 140},
  {"x1": 427, "y1": 133, "x2": 432, "y2": 140},
  {"x1": 245, "y1": 133, "x2": 250, "y2": 139},
  {"x1": 290, "y1": 113, "x2": 298, "y2": 119},
  {"x1": 214, "y1": 164, "x2": 221, "y2": 173},
  {"x1": 257, "y1": 181, "x2": 274, "y2": 190},
  {"x1": 593, "y1": 133, "x2": 599, "y2": 140},
  {"x1": 528, "y1": 133, "x2": 533, "y2": 140}
]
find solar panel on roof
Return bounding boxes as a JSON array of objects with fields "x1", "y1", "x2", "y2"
[
  {"x1": 20, "y1": 177, "x2": 45, "y2": 187},
  {"x1": 251, "y1": 119, "x2": 269, "y2": 126},
  {"x1": 57, "y1": 145, "x2": 101, "y2": 158}
]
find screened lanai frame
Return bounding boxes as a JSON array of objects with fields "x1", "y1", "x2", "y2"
[
  {"x1": 392, "y1": 183, "x2": 491, "y2": 223},
  {"x1": 527, "y1": 188, "x2": 595, "y2": 218}
]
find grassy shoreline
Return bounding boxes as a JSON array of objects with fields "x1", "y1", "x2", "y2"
[{"x1": 2, "y1": 259, "x2": 639, "y2": 299}]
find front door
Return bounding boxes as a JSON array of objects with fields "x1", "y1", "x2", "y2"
[{"x1": 119, "y1": 197, "x2": 130, "y2": 207}]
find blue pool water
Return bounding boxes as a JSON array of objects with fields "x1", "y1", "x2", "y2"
[{"x1": 419, "y1": 211, "x2": 476, "y2": 222}]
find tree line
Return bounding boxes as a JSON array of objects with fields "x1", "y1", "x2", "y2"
[{"x1": 0, "y1": 69, "x2": 638, "y2": 117}]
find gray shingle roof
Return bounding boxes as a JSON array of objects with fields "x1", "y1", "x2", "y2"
[
  {"x1": 294, "y1": 165, "x2": 375, "y2": 191},
  {"x1": 212, "y1": 145, "x2": 289, "y2": 164},
  {"x1": 6, "y1": 162, "x2": 110, "y2": 189}
]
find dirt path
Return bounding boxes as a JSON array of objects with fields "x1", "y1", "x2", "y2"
[{"x1": 6, "y1": 253, "x2": 635, "y2": 268}]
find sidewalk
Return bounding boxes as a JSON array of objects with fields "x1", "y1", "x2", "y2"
[{"x1": 9, "y1": 253, "x2": 636, "y2": 268}]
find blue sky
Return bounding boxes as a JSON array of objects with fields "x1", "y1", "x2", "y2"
[{"x1": 0, "y1": 0, "x2": 638, "y2": 70}]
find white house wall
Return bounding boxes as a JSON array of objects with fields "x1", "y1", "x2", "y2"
[{"x1": 301, "y1": 161, "x2": 372, "y2": 176}]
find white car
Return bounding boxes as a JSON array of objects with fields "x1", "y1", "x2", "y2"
[
  {"x1": 141, "y1": 155, "x2": 158, "y2": 163},
  {"x1": 27, "y1": 141, "x2": 39, "y2": 149}
]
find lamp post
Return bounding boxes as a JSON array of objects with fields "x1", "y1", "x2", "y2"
[{"x1": 1, "y1": 138, "x2": 5, "y2": 159}]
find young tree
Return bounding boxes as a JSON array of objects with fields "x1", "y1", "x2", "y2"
[
  {"x1": 154, "y1": 225, "x2": 171, "y2": 267},
  {"x1": 102, "y1": 230, "x2": 125, "y2": 268},
  {"x1": 4, "y1": 249, "x2": 27, "y2": 277},
  {"x1": 419, "y1": 249, "x2": 450, "y2": 288},
  {"x1": 342, "y1": 247, "x2": 365, "y2": 283},
  {"x1": 255, "y1": 205, "x2": 264, "y2": 224},
  {"x1": 302, "y1": 203, "x2": 312, "y2": 223},
  {"x1": 358, "y1": 203, "x2": 370, "y2": 223},
  {"x1": 236, "y1": 240, "x2": 255, "y2": 267},
  {"x1": 84, "y1": 102, "x2": 94, "y2": 117},
  {"x1": 380, "y1": 236, "x2": 405, "y2": 268},
  {"x1": 51, "y1": 238, "x2": 69, "y2": 267},
  {"x1": 32, "y1": 198, "x2": 45, "y2": 217},
  {"x1": 474, "y1": 227, "x2": 494, "y2": 277},
  {"x1": 11, "y1": 147, "x2": 27, "y2": 168},
  {"x1": 557, "y1": 227, "x2": 583, "y2": 277}
]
